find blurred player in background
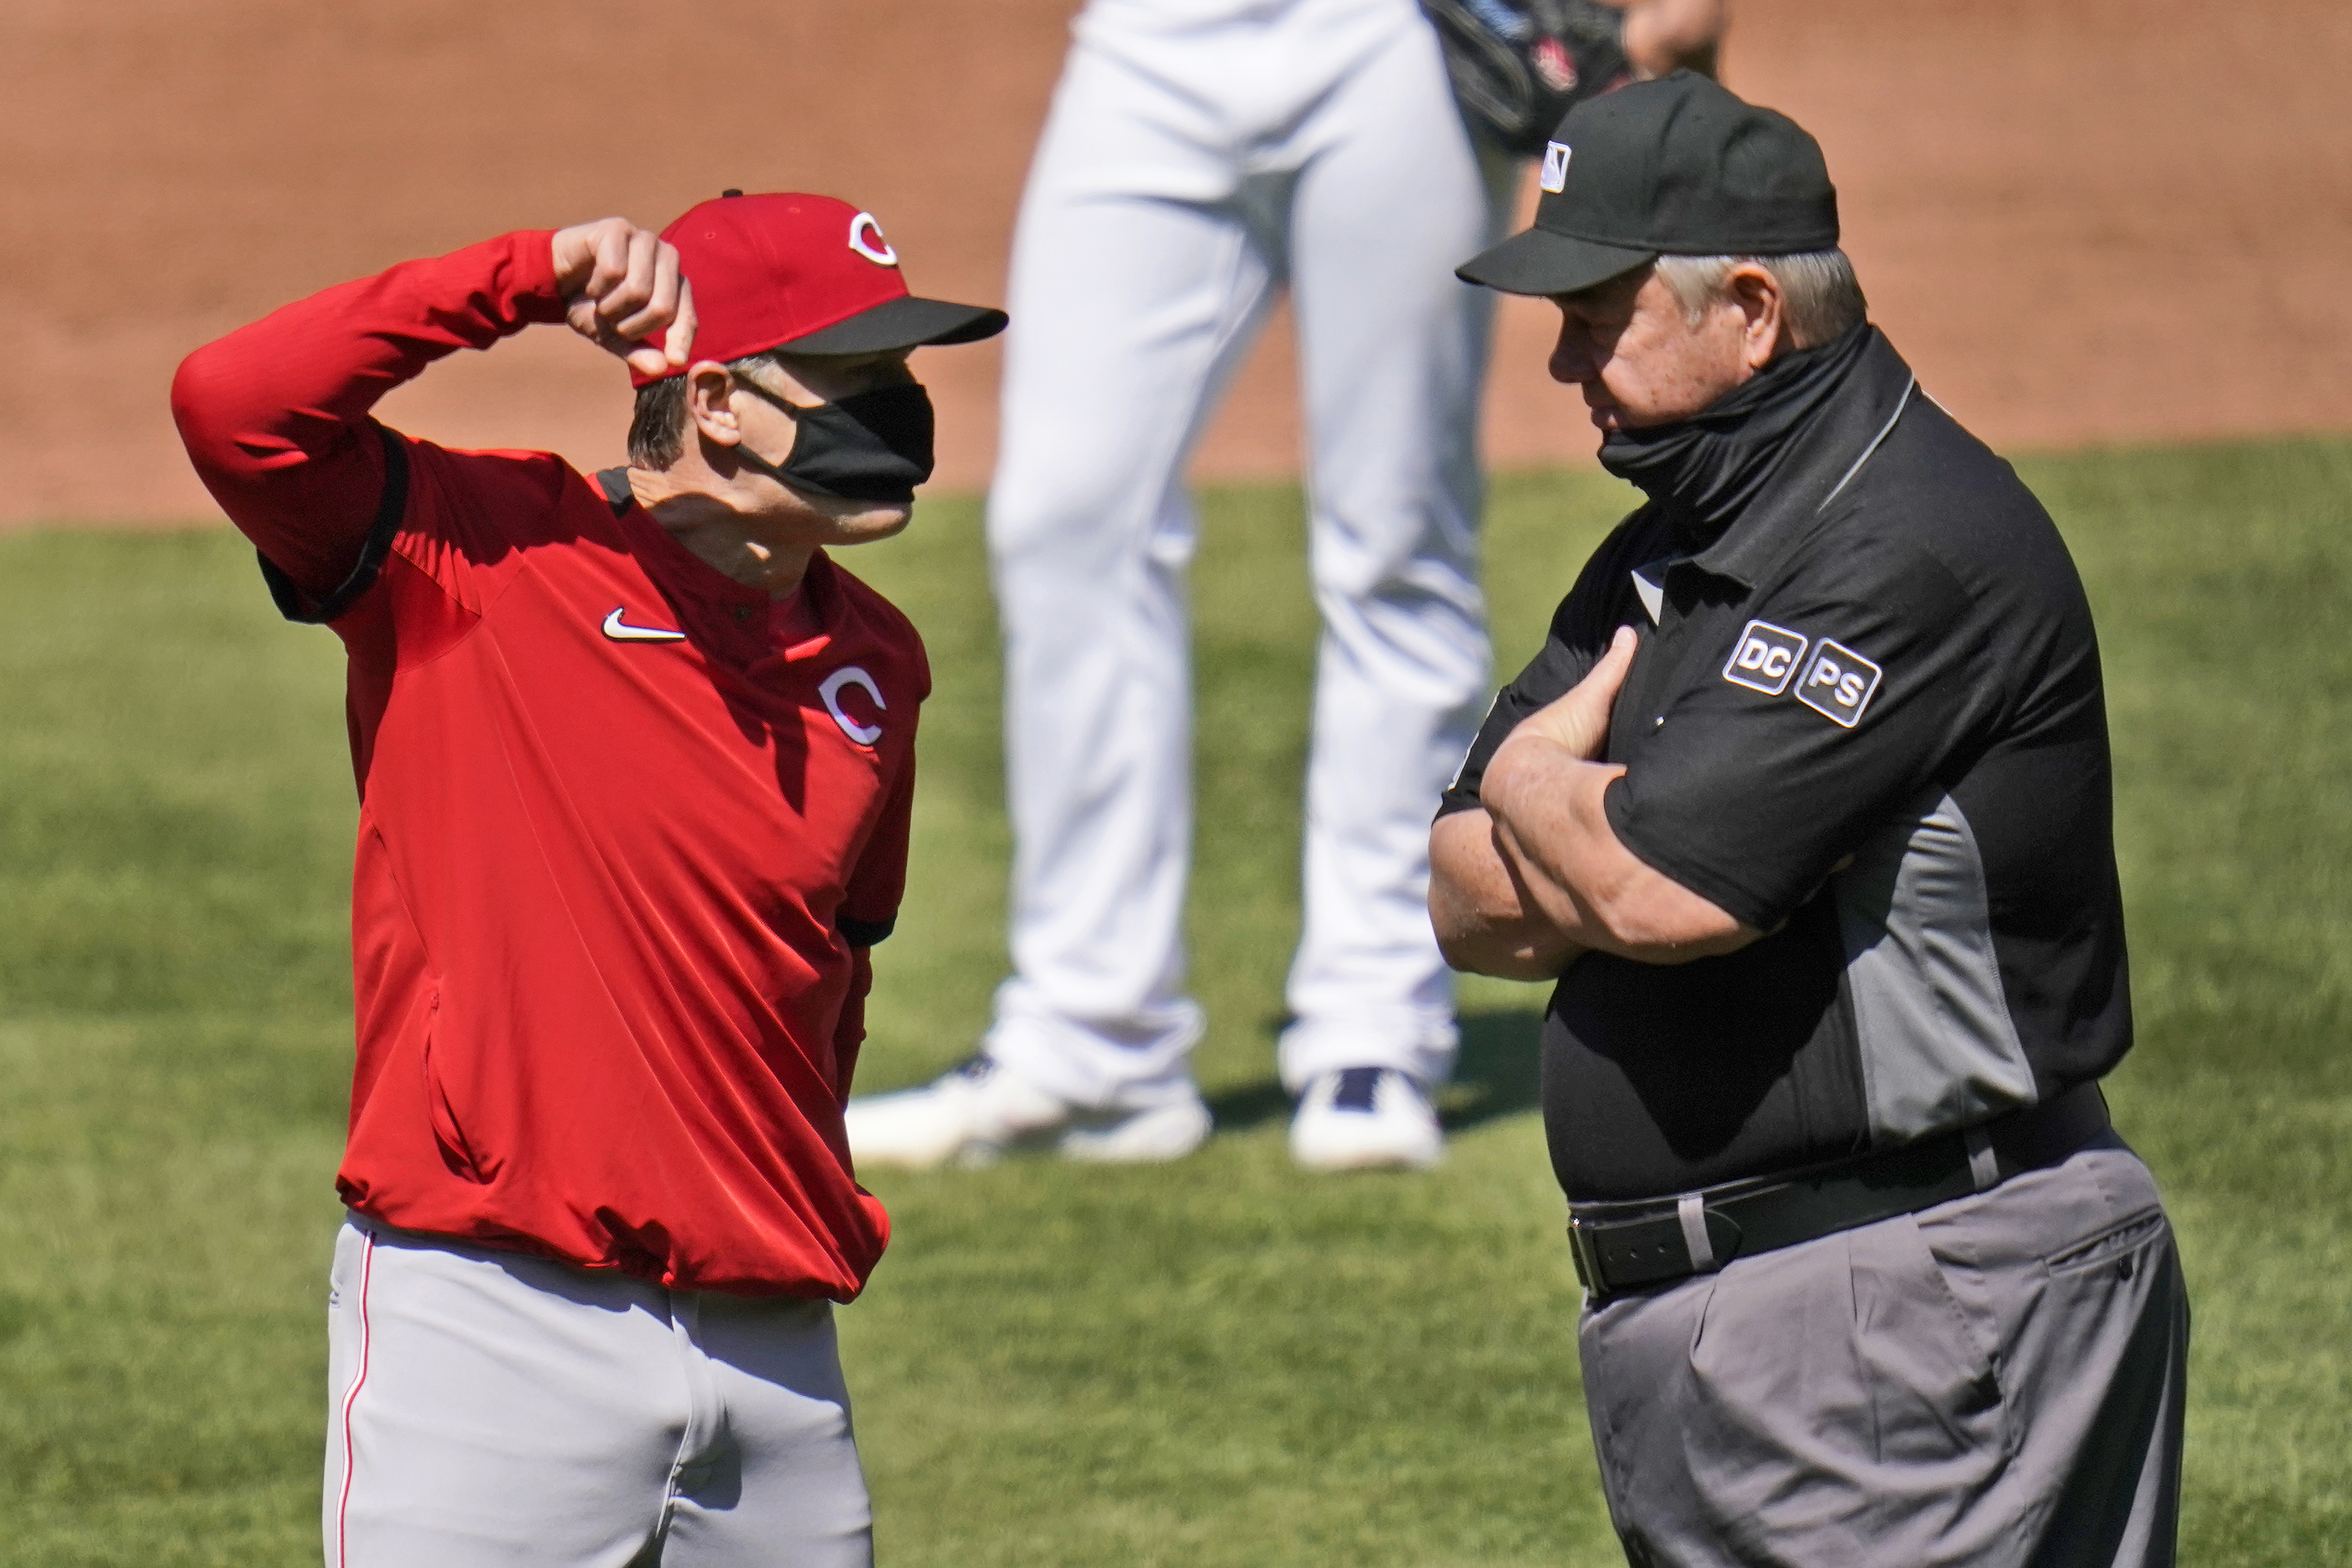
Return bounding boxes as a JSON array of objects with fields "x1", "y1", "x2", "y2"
[
  {"x1": 173, "y1": 195, "x2": 1002, "y2": 1566},
  {"x1": 850, "y1": 0, "x2": 1726, "y2": 1174}
]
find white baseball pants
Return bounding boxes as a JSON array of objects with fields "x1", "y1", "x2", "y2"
[
  {"x1": 985, "y1": 0, "x2": 1512, "y2": 1105},
  {"x1": 323, "y1": 1216, "x2": 870, "y2": 1567}
]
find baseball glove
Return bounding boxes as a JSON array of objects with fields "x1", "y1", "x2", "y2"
[{"x1": 1421, "y1": 0, "x2": 1634, "y2": 157}]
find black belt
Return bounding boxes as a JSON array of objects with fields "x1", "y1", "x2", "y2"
[{"x1": 1566, "y1": 1082, "x2": 2111, "y2": 1303}]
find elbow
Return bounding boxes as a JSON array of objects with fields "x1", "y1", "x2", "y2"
[
  {"x1": 1428, "y1": 881, "x2": 1484, "y2": 974},
  {"x1": 169, "y1": 343, "x2": 243, "y2": 467},
  {"x1": 1428, "y1": 878, "x2": 1564, "y2": 982},
  {"x1": 1582, "y1": 881, "x2": 1752, "y2": 965},
  {"x1": 1435, "y1": 925, "x2": 1567, "y2": 982},
  {"x1": 170, "y1": 337, "x2": 303, "y2": 506},
  {"x1": 170, "y1": 328, "x2": 303, "y2": 478},
  {"x1": 1431, "y1": 899, "x2": 1575, "y2": 982},
  {"x1": 1432, "y1": 921, "x2": 1488, "y2": 977}
]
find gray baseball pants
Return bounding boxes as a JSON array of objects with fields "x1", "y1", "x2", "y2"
[
  {"x1": 1578, "y1": 1132, "x2": 2188, "y2": 1567},
  {"x1": 324, "y1": 1215, "x2": 872, "y2": 1567}
]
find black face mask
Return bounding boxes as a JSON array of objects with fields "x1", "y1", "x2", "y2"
[{"x1": 736, "y1": 381, "x2": 936, "y2": 504}]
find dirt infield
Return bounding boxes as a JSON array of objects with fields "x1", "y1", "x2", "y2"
[{"x1": 5, "y1": 0, "x2": 2347, "y2": 528}]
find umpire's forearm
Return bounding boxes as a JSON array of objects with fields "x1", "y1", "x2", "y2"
[
  {"x1": 1428, "y1": 809, "x2": 1585, "y2": 979},
  {"x1": 1480, "y1": 733, "x2": 1755, "y2": 964}
]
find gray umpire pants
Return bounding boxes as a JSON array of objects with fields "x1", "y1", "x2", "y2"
[
  {"x1": 1578, "y1": 1132, "x2": 2189, "y2": 1568},
  {"x1": 324, "y1": 1215, "x2": 872, "y2": 1567}
]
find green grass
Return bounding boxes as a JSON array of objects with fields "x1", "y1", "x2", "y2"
[{"x1": 1, "y1": 437, "x2": 2347, "y2": 1564}]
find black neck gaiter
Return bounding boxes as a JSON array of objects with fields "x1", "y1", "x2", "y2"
[{"x1": 1598, "y1": 320, "x2": 1874, "y2": 553}]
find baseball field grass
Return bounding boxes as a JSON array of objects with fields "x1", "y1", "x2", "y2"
[{"x1": 1, "y1": 436, "x2": 2347, "y2": 1566}]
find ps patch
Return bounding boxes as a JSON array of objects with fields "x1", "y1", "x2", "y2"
[
  {"x1": 1794, "y1": 639, "x2": 1883, "y2": 727},
  {"x1": 1721, "y1": 620, "x2": 1809, "y2": 696}
]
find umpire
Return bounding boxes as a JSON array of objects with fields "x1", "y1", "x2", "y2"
[{"x1": 1431, "y1": 73, "x2": 2189, "y2": 1566}]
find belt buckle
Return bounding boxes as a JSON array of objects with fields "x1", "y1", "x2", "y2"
[{"x1": 1566, "y1": 1216, "x2": 1605, "y2": 1299}]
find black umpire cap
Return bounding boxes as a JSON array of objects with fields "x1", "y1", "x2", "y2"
[{"x1": 1458, "y1": 71, "x2": 1839, "y2": 297}]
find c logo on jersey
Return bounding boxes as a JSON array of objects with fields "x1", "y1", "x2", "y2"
[
  {"x1": 1540, "y1": 142, "x2": 1572, "y2": 193},
  {"x1": 819, "y1": 666, "x2": 886, "y2": 746},
  {"x1": 1721, "y1": 620, "x2": 1807, "y2": 696},
  {"x1": 1794, "y1": 639, "x2": 1883, "y2": 727},
  {"x1": 847, "y1": 212, "x2": 898, "y2": 268}
]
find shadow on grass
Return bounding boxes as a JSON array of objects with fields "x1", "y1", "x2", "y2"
[
  {"x1": 1203, "y1": 1076, "x2": 1292, "y2": 1133},
  {"x1": 1204, "y1": 1008, "x2": 1544, "y2": 1135},
  {"x1": 1443, "y1": 1008, "x2": 1544, "y2": 1130}
]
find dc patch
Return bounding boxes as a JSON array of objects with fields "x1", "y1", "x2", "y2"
[
  {"x1": 1795, "y1": 639, "x2": 1883, "y2": 727},
  {"x1": 1540, "y1": 142, "x2": 1572, "y2": 193},
  {"x1": 1721, "y1": 620, "x2": 1808, "y2": 696}
]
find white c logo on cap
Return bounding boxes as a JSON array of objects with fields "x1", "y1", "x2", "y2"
[
  {"x1": 820, "y1": 666, "x2": 886, "y2": 746},
  {"x1": 847, "y1": 212, "x2": 898, "y2": 267}
]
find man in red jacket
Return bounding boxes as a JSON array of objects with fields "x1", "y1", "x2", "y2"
[{"x1": 172, "y1": 192, "x2": 1003, "y2": 1567}]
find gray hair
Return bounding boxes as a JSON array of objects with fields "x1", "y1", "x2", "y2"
[
  {"x1": 1651, "y1": 250, "x2": 1867, "y2": 350},
  {"x1": 626, "y1": 349, "x2": 786, "y2": 470}
]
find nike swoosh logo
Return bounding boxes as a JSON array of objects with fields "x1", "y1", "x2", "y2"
[{"x1": 603, "y1": 607, "x2": 685, "y2": 643}]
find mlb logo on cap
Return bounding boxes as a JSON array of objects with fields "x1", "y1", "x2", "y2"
[
  {"x1": 1541, "y1": 141, "x2": 1572, "y2": 193},
  {"x1": 633, "y1": 191, "x2": 1005, "y2": 387}
]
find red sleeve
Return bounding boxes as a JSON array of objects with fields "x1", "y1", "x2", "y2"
[
  {"x1": 840, "y1": 751, "x2": 916, "y2": 947},
  {"x1": 831, "y1": 947, "x2": 876, "y2": 1105},
  {"x1": 169, "y1": 230, "x2": 565, "y2": 603},
  {"x1": 830, "y1": 751, "x2": 917, "y2": 1101}
]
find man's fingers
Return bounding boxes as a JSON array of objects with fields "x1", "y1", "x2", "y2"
[
  {"x1": 1514, "y1": 623, "x2": 1640, "y2": 761},
  {"x1": 611, "y1": 241, "x2": 682, "y2": 342},
  {"x1": 1599, "y1": 623, "x2": 1638, "y2": 668},
  {"x1": 550, "y1": 218, "x2": 620, "y2": 295},
  {"x1": 620, "y1": 228, "x2": 663, "y2": 320},
  {"x1": 552, "y1": 220, "x2": 696, "y2": 372},
  {"x1": 1581, "y1": 624, "x2": 1638, "y2": 700},
  {"x1": 666, "y1": 277, "x2": 698, "y2": 366},
  {"x1": 584, "y1": 222, "x2": 632, "y2": 307},
  {"x1": 594, "y1": 228, "x2": 659, "y2": 325}
]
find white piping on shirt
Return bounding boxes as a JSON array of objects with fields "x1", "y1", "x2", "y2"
[{"x1": 1818, "y1": 375, "x2": 1917, "y2": 514}]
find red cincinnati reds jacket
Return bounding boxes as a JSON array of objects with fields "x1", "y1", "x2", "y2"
[{"x1": 170, "y1": 232, "x2": 922, "y2": 1299}]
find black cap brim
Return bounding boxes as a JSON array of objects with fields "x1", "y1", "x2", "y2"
[
  {"x1": 783, "y1": 294, "x2": 1008, "y2": 355},
  {"x1": 1456, "y1": 227, "x2": 1657, "y2": 297}
]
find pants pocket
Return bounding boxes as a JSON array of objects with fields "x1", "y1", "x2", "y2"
[
  {"x1": 1850, "y1": 1214, "x2": 2008, "y2": 1469},
  {"x1": 327, "y1": 1219, "x2": 357, "y2": 1312},
  {"x1": 2045, "y1": 1206, "x2": 2169, "y2": 1280}
]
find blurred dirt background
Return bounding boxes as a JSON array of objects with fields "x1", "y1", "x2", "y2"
[{"x1": 5, "y1": 0, "x2": 2348, "y2": 527}]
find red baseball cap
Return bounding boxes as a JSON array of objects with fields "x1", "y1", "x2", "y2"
[{"x1": 631, "y1": 191, "x2": 1007, "y2": 386}]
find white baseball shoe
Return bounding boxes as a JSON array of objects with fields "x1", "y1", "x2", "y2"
[
  {"x1": 1288, "y1": 1067, "x2": 1444, "y2": 1172},
  {"x1": 844, "y1": 1055, "x2": 1213, "y2": 1171}
]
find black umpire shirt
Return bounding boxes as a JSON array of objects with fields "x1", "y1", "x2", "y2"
[{"x1": 1440, "y1": 325, "x2": 2132, "y2": 1202}]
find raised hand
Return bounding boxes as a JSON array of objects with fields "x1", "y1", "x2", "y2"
[{"x1": 550, "y1": 219, "x2": 697, "y2": 378}]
